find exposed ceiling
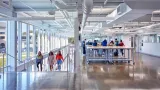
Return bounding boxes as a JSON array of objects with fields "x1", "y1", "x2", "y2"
[{"x1": 0, "y1": 0, "x2": 160, "y2": 38}]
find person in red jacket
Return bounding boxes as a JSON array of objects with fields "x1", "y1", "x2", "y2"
[
  {"x1": 119, "y1": 40, "x2": 125, "y2": 56},
  {"x1": 56, "y1": 51, "x2": 64, "y2": 71}
]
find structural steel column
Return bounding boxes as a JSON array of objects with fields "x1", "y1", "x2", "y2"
[
  {"x1": 50, "y1": 32, "x2": 52, "y2": 51},
  {"x1": 33, "y1": 26, "x2": 36, "y2": 55},
  {"x1": 42, "y1": 31, "x2": 45, "y2": 53},
  {"x1": 52, "y1": 33, "x2": 54, "y2": 50},
  {"x1": 53, "y1": 35, "x2": 55, "y2": 49},
  {"x1": 59, "y1": 37, "x2": 61, "y2": 48},
  {"x1": 6, "y1": 21, "x2": 17, "y2": 71},
  {"x1": 26, "y1": 24, "x2": 30, "y2": 61},
  {"x1": 74, "y1": 18, "x2": 80, "y2": 73},
  {"x1": 45, "y1": 32, "x2": 47, "y2": 52},
  {"x1": 18, "y1": 22, "x2": 22, "y2": 62},
  {"x1": 38, "y1": 29, "x2": 41, "y2": 51},
  {"x1": 47, "y1": 31, "x2": 50, "y2": 52}
]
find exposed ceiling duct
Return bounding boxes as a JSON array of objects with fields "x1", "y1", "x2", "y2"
[{"x1": 81, "y1": 0, "x2": 93, "y2": 30}]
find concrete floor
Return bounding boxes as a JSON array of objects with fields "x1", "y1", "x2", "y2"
[
  {"x1": 81, "y1": 53, "x2": 160, "y2": 90},
  {"x1": 0, "y1": 53, "x2": 160, "y2": 90}
]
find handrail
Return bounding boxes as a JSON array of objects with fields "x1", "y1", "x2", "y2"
[{"x1": 0, "y1": 44, "x2": 70, "y2": 72}]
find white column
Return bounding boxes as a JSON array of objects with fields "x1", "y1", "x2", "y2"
[
  {"x1": 42, "y1": 31, "x2": 45, "y2": 53},
  {"x1": 74, "y1": 18, "x2": 80, "y2": 73},
  {"x1": 18, "y1": 22, "x2": 22, "y2": 62},
  {"x1": 45, "y1": 32, "x2": 48, "y2": 52},
  {"x1": 50, "y1": 32, "x2": 53, "y2": 50},
  {"x1": 52, "y1": 33, "x2": 54, "y2": 50},
  {"x1": 53, "y1": 33, "x2": 55, "y2": 49},
  {"x1": 59, "y1": 37, "x2": 61, "y2": 48},
  {"x1": 33, "y1": 26, "x2": 36, "y2": 56},
  {"x1": 6, "y1": 21, "x2": 17, "y2": 71},
  {"x1": 26, "y1": 24, "x2": 30, "y2": 61},
  {"x1": 48, "y1": 32, "x2": 50, "y2": 52},
  {"x1": 38, "y1": 29, "x2": 41, "y2": 52}
]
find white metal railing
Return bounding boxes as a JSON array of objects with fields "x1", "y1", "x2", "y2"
[{"x1": 0, "y1": 44, "x2": 72, "y2": 72}]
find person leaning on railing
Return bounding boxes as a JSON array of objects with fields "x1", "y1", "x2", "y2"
[
  {"x1": 119, "y1": 40, "x2": 125, "y2": 56},
  {"x1": 36, "y1": 51, "x2": 43, "y2": 71}
]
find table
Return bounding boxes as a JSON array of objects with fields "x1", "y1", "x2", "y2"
[{"x1": 86, "y1": 46, "x2": 135, "y2": 65}]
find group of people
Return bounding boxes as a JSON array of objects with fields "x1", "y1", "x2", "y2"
[
  {"x1": 36, "y1": 51, "x2": 64, "y2": 71},
  {"x1": 82, "y1": 38, "x2": 125, "y2": 56}
]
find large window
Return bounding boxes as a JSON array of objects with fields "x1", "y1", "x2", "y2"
[
  {"x1": 143, "y1": 34, "x2": 157, "y2": 43},
  {"x1": 0, "y1": 21, "x2": 6, "y2": 68}
]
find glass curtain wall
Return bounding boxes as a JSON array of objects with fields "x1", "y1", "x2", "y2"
[{"x1": 0, "y1": 21, "x2": 7, "y2": 68}]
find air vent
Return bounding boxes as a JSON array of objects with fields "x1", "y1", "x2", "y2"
[{"x1": 151, "y1": 10, "x2": 160, "y2": 22}]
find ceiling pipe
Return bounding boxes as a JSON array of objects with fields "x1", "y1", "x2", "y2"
[{"x1": 81, "y1": 0, "x2": 93, "y2": 30}]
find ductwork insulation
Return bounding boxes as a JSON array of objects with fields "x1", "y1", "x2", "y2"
[{"x1": 81, "y1": 0, "x2": 93, "y2": 30}]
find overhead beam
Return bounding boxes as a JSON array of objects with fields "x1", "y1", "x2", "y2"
[
  {"x1": 87, "y1": 17, "x2": 114, "y2": 22},
  {"x1": 15, "y1": 8, "x2": 79, "y2": 12},
  {"x1": 0, "y1": 17, "x2": 55, "y2": 21}
]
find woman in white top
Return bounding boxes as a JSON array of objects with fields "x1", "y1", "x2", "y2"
[{"x1": 48, "y1": 51, "x2": 54, "y2": 71}]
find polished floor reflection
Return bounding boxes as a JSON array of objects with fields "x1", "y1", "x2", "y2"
[
  {"x1": 0, "y1": 72, "x2": 71, "y2": 90},
  {"x1": 1, "y1": 53, "x2": 160, "y2": 90},
  {"x1": 81, "y1": 53, "x2": 160, "y2": 90}
]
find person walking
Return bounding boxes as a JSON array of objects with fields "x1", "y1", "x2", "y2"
[
  {"x1": 36, "y1": 51, "x2": 43, "y2": 71},
  {"x1": 48, "y1": 51, "x2": 54, "y2": 71},
  {"x1": 56, "y1": 51, "x2": 64, "y2": 71}
]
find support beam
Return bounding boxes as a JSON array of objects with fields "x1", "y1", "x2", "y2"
[
  {"x1": 33, "y1": 26, "x2": 36, "y2": 55},
  {"x1": 18, "y1": 22, "x2": 22, "y2": 62},
  {"x1": 74, "y1": 18, "x2": 80, "y2": 73},
  {"x1": 38, "y1": 29, "x2": 41, "y2": 51},
  {"x1": 0, "y1": 17, "x2": 55, "y2": 21},
  {"x1": 87, "y1": 17, "x2": 114, "y2": 22},
  {"x1": 26, "y1": 24, "x2": 30, "y2": 71},
  {"x1": 6, "y1": 21, "x2": 17, "y2": 71}
]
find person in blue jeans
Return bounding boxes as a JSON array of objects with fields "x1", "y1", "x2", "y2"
[
  {"x1": 36, "y1": 51, "x2": 43, "y2": 71},
  {"x1": 56, "y1": 51, "x2": 64, "y2": 71}
]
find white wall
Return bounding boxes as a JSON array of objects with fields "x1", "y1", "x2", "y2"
[
  {"x1": 141, "y1": 43, "x2": 160, "y2": 57},
  {"x1": 122, "y1": 35, "x2": 131, "y2": 47}
]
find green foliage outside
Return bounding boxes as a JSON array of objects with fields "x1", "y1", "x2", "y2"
[{"x1": 68, "y1": 37, "x2": 74, "y2": 44}]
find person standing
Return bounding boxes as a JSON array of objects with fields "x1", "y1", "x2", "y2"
[
  {"x1": 82, "y1": 39, "x2": 86, "y2": 55},
  {"x1": 48, "y1": 51, "x2": 54, "y2": 71},
  {"x1": 56, "y1": 51, "x2": 64, "y2": 71},
  {"x1": 36, "y1": 51, "x2": 43, "y2": 71},
  {"x1": 102, "y1": 39, "x2": 107, "y2": 46},
  {"x1": 119, "y1": 40, "x2": 125, "y2": 56}
]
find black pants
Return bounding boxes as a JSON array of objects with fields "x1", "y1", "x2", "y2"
[
  {"x1": 37, "y1": 62, "x2": 42, "y2": 68},
  {"x1": 120, "y1": 49, "x2": 124, "y2": 56},
  {"x1": 83, "y1": 47, "x2": 86, "y2": 54}
]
